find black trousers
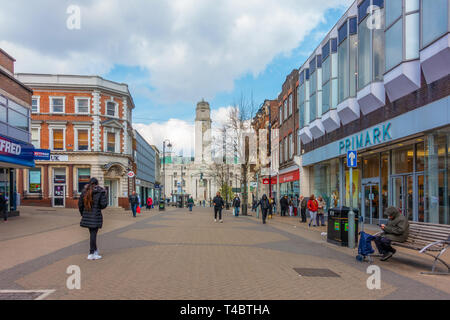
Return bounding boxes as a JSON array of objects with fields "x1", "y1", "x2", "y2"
[
  {"x1": 300, "y1": 208, "x2": 307, "y2": 222},
  {"x1": 89, "y1": 228, "x2": 98, "y2": 254},
  {"x1": 374, "y1": 236, "x2": 394, "y2": 255},
  {"x1": 262, "y1": 209, "x2": 268, "y2": 223},
  {"x1": 214, "y1": 208, "x2": 222, "y2": 220},
  {"x1": 281, "y1": 207, "x2": 286, "y2": 216},
  {"x1": 1, "y1": 208, "x2": 7, "y2": 221}
]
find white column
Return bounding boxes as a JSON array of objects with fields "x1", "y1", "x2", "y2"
[{"x1": 92, "y1": 91, "x2": 101, "y2": 152}]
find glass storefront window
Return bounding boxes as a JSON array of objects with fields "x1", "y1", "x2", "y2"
[
  {"x1": 78, "y1": 168, "x2": 91, "y2": 192},
  {"x1": 416, "y1": 141, "x2": 425, "y2": 171},
  {"x1": 424, "y1": 130, "x2": 449, "y2": 225},
  {"x1": 381, "y1": 152, "x2": 389, "y2": 219},
  {"x1": 0, "y1": 105, "x2": 7, "y2": 123},
  {"x1": 363, "y1": 154, "x2": 380, "y2": 178},
  {"x1": 313, "y1": 159, "x2": 341, "y2": 210},
  {"x1": 421, "y1": 0, "x2": 448, "y2": 48},
  {"x1": 392, "y1": 145, "x2": 414, "y2": 174},
  {"x1": 8, "y1": 109, "x2": 29, "y2": 132},
  {"x1": 29, "y1": 168, "x2": 41, "y2": 193}
]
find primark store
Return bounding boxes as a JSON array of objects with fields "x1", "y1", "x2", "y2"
[{"x1": 298, "y1": 0, "x2": 450, "y2": 225}]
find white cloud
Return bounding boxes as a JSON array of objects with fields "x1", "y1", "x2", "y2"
[
  {"x1": 133, "y1": 119, "x2": 195, "y2": 157},
  {"x1": 0, "y1": 0, "x2": 352, "y2": 104},
  {"x1": 134, "y1": 106, "x2": 238, "y2": 157}
]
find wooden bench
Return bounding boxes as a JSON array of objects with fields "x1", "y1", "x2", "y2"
[{"x1": 377, "y1": 221, "x2": 450, "y2": 275}]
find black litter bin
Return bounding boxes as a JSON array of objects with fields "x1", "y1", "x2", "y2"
[
  {"x1": 327, "y1": 206, "x2": 359, "y2": 247},
  {"x1": 159, "y1": 199, "x2": 165, "y2": 211}
]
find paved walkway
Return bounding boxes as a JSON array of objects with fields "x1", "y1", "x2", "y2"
[{"x1": 0, "y1": 206, "x2": 449, "y2": 300}]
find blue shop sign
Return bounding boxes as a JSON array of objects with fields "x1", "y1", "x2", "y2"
[
  {"x1": 0, "y1": 134, "x2": 35, "y2": 167},
  {"x1": 33, "y1": 149, "x2": 51, "y2": 161},
  {"x1": 339, "y1": 123, "x2": 392, "y2": 154}
]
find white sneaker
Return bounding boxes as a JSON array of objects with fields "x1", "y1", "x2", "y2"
[
  {"x1": 93, "y1": 253, "x2": 102, "y2": 260},
  {"x1": 214, "y1": 219, "x2": 217, "y2": 222},
  {"x1": 87, "y1": 254, "x2": 95, "y2": 260},
  {"x1": 220, "y1": 220, "x2": 223, "y2": 223}
]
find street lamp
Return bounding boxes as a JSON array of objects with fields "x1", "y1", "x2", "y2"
[{"x1": 162, "y1": 139, "x2": 172, "y2": 204}]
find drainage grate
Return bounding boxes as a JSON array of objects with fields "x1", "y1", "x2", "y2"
[
  {"x1": 294, "y1": 268, "x2": 340, "y2": 278},
  {"x1": 0, "y1": 290, "x2": 55, "y2": 300}
]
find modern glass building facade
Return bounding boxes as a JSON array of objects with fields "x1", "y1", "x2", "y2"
[{"x1": 298, "y1": 0, "x2": 450, "y2": 225}]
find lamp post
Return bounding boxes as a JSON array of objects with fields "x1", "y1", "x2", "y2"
[{"x1": 162, "y1": 139, "x2": 172, "y2": 204}]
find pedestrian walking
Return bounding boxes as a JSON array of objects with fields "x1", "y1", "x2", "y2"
[
  {"x1": 280, "y1": 195, "x2": 288, "y2": 216},
  {"x1": 307, "y1": 194, "x2": 319, "y2": 227},
  {"x1": 256, "y1": 194, "x2": 271, "y2": 224},
  {"x1": 213, "y1": 192, "x2": 225, "y2": 223},
  {"x1": 232, "y1": 194, "x2": 241, "y2": 217},
  {"x1": 288, "y1": 197, "x2": 294, "y2": 216},
  {"x1": 268, "y1": 197, "x2": 274, "y2": 219},
  {"x1": 146, "y1": 196, "x2": 153, "y2": 210},
  {"x1": 300, "y1": 195, "x2": 308, "y2": 223},
  {"x1": 78, "y1": 178, "x2": 108, "y2": 260},
  {"x1": 316, "y1": 196, "x2": 326, "y2": 226},
  {"x1": 187, "y1": 196, "x2": 194, "y2": 212},
  {"x1": 129, "y1": 191, "x2": 139, "y2": 218},
  {"x1": 0, "y1": 192, "x2": 7, "y2": 223}
]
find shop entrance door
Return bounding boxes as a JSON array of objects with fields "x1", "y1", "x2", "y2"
[
  {"x1": 104, "y1": 179, "x2": 118, "y2": 207},
  {"x1": 362, "y1": 182, "x2": 380, "y2": 225},
  {"x1": 53, "y1": 185, "x2": 65, "y2": 207},
  {"x1": 391, "y1": 175, "x2": 415, "y2": 221}
]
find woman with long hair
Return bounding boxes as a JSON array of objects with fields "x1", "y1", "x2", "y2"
[{"x1": 78, "y1": 177, "x2": 108, "y2": 260}]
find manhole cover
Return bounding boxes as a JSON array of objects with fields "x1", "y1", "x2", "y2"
[
  {"x1": 294, "y1": 268, "x2": 340, "y2": 277},
  {"x1": 0, "y1": 290, "x2": 55, "y2": 300}
]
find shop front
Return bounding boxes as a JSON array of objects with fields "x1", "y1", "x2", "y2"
[
  {"x1": 0, "y1": 133, "x2": 35, "y2": 215},
  {"x1": 302, "y1": 98, "x2": 450, "y2": 225},
  {"x1": 279, "y1": 168, "x2": 300, "y2": 198}
]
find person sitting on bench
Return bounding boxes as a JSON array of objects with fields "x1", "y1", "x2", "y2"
[{"x1": 374, "y1": 207, "x2": 410, "y2": 261}]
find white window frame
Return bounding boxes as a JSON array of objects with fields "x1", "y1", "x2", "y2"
[
  {"x1": 74, "y1": 126, "x2": 91, "y2": 151},
  {"x1": 104, "y1": 128, "x2": 120, "y2": 153},
  {"x1": 31, "y1": 96, "x2": 40, "y2": 113},
  {"x1": 75, "y1": 97, "x2": 91, "y2": 114},
  {"x1": 106, "y1": 99, "x2": 118, "y2": 118},
  {"x1": 31, "y1": 125, "x2": 41, "y2": 149},
  {"x1": 49, "y1": 126, "x2": 66, "y2": 151},
  {"x1": 50, "y1": 96, "x2": 66, "y2": 114},
  {"x1": 288, "y1": 94, "x2": 293, "y2": 116}
]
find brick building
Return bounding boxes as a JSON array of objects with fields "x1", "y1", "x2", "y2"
[
  {"x1": 15, "y1": 73, "x2": 136, "y2": 209},
  {"x1": 0, "y1": 49, "x2": 34, "y2": 216},
  {"x1": 277, "y1": 69, "x2": 301, "y2": 202}
]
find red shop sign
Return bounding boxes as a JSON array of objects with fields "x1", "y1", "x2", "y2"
[
  {"x1": 279, "y1": 169, "x2": 299, "y2": 184},
  {"x1": 262, "y1": 177, "x2": 277, "y2": 185}
]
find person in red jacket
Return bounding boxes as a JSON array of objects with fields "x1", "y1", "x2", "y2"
[
  {"x1": 307, "y1": 194, "x2": 319, "y2": 227},
  {"x1": 146, "y1": 197, "x2": 153, "y2": 210}
]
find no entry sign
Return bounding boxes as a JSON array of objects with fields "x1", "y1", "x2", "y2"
[{"x1": 127, "y1": 171, "x2": 135, "y2": 178}]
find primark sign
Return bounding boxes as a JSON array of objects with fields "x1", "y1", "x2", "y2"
[
  {"x1": 338, "y1": 123, "x2": 392, "y2": 155},
  {"x1": 301, "y1": 97, "x2": 450, "y2": 167}
]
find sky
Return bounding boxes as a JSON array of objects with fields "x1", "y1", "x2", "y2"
[{"x1": 0, "y1": 0, "x2": 353, "y2": 156}]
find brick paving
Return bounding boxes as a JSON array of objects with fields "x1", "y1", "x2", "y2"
[{"x1": 0, "y1": 206, "x2": 449, "y2": 300}]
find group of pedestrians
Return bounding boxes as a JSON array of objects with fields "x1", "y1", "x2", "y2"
[{"x1": 278, "y1": 194, "x2": 327, "y2": 227}]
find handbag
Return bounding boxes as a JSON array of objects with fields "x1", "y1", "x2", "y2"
[{"x1": 136, "y1": 206, "x2": 141, "y2": 214}]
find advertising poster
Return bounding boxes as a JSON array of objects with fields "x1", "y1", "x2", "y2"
[{"x1": 345, "y1": 169, "x2": 359, "y2": 207}]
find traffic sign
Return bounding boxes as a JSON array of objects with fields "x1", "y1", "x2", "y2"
[
  {"x1": 127, "y1": 171, "x2": 135, "y2": 178},
  {"x1": 347, "y1": 151, "x2": 357, "y2": 168}
]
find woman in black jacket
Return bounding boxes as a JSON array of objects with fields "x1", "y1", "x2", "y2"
[{"x1": 78, "y1": 178, "x2": 108, "y2": 260}]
